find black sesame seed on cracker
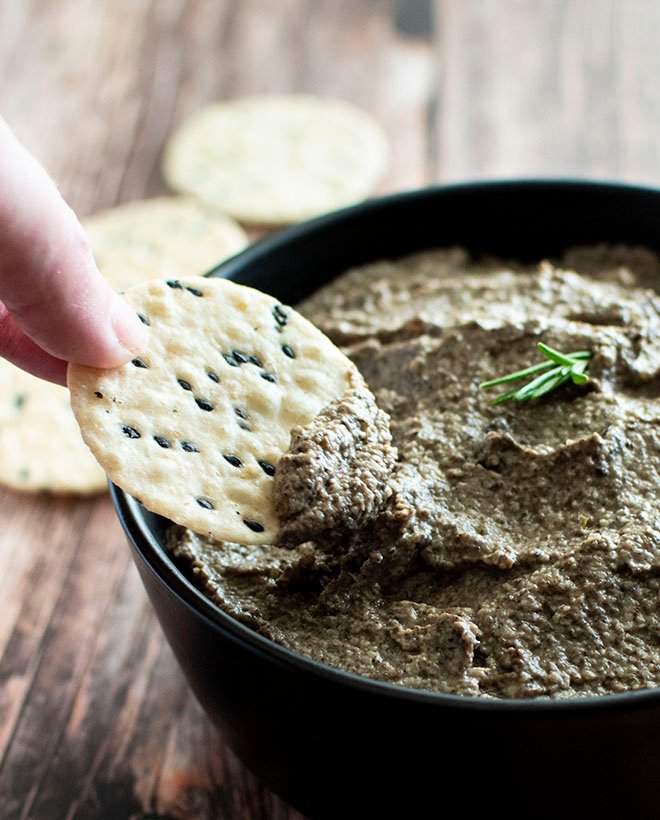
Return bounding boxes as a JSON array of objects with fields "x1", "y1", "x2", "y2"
[
  {"x1": 258, "y1": 460, "x2": 276, "y2": 476},
  {"x1": 223, "y1": 454, "x2": 243, "y2": 468},
  {"x1": 273, "y1": 304, "x2": 288, "y2": 327},
  {"x1": 232, "y1": 349, "x2": 249, "y2": 364}
]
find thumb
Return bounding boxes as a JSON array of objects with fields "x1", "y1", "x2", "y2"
[{"x1": 0, "y1": 118, "x2": 147, "y2": 381}]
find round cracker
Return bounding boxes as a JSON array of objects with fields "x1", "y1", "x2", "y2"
[
  {"x1": 162, "y1": 95, "x2": 389, "y2": 225},
  {"x1": 83, "y1": 196, "x2": 248, "y2": 291},
  {"x1": 0, "y1": 360, "x2": 106, "y2": 494},
  {"x1": 68, "y1": 276, "x2": 356, "y2": 544}
]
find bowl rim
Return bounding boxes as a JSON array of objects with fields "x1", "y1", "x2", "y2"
[{"x1": 113, "y1": 177, "x2": 660, "y2": 714}]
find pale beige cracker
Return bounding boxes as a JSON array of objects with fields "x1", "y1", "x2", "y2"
[
  {"x1": 162, "y1": 95, "x2": 389, "y2": 225},
  {"x1": 68, "y1": 276, "x2": 356, "y2": 544},
  {"x1": 0, "y1": 360, "x2": 106, "y2": 494},
  {"x1": 84, "y1": 196, "x2": 248, "y2": 291}
]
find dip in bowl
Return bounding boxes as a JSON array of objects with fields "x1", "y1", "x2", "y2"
[{"x1": 112, "y1": 181, "x2": 660, "y2": 819}]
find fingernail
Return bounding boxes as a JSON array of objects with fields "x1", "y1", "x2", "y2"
[{"x1": 110, "y1": 293, "x2": 148, "y2": 355}]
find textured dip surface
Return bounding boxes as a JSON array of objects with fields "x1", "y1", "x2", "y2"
[{"x1": 173, "y1": 245, "x2": 660, "y2": 699}]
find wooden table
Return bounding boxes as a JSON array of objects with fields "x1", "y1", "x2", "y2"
[{"x1": 2, "y1": 1, "x2": 660, "y2": 817}]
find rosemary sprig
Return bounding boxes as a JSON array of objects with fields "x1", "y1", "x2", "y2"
[{"x1": 480, "y1": 343, "x2": 592, "y2": 405}]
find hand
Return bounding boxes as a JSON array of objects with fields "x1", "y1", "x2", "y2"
[{"x1": 0, "y1": 117, "x2": 147, "y2": 385}]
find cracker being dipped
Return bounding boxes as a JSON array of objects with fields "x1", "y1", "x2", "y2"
[{"x1": 67, "y1": 276, "x2": 357, "y2": 544}]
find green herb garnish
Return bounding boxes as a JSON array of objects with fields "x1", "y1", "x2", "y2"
[{"x1": 480, "y1": 343, "x2": 592, "y2": 405}]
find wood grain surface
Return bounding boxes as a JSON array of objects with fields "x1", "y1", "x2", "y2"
[{"x1": 2, "y1": 1, "x2": 660, "y2": 818}]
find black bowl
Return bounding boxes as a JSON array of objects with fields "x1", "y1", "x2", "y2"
[{"x1": 112, "y1": 181, "x2": 660, "y2": 819}]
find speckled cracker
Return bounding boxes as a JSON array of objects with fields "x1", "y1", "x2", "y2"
[
  {"x1": 0, "y1": 360, "x2": 106, "y2": 494},
  {"x1": 84, "y1": 197, "x2": 248, "y2": 291},
  {"x1": 162, "y1": 95, "x2": 389, "y2": 225},
  {"x1": 68, "y1": 276, "x2": 356, "y2": 544}
]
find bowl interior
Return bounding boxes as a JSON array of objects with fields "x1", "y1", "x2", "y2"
[{"x1": 114, "y1": 179, "x2": 660, "y2": 710}]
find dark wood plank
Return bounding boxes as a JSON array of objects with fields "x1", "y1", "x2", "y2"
[{"x1": 434, "y1": 0, "x2": 660, "y2": 184}]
